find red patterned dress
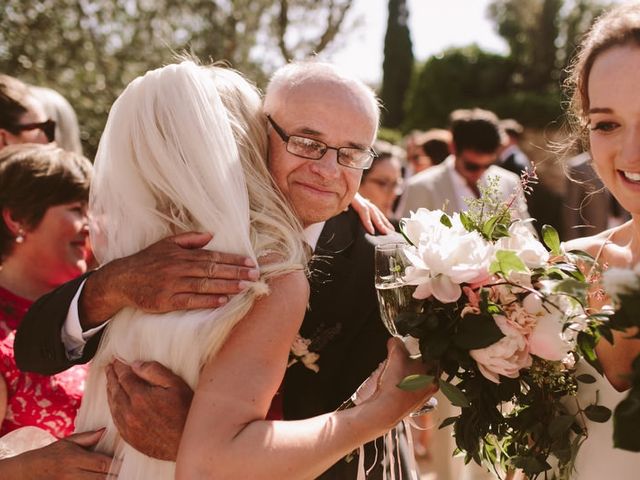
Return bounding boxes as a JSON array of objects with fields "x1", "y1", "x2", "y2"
[{"x1": 0, "y1": 286, "x2": 87, "y2": 438}]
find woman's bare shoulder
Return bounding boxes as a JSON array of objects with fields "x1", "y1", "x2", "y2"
[{"x1": 563, "y1": 228, "x2": 617, "y2": 257}]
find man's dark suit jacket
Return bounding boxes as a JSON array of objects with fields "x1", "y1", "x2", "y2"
[{"x1": 15, "y1": 208, "x2": 396, "y2": 479}]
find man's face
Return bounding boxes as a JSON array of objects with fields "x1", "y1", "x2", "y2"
[
  {"x1": 454, "y1": 149, "x2": 497, "y2": 186},
  {"x1": 266, "y1": 81, "x2": 377, "y2": 227}
]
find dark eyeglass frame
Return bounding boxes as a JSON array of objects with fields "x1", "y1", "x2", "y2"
[
  {"x1": 267, "y1": 115, "x2": 376, "y2": 170},
  {"x1": 7, "y1": 119, "x2": 56, "y2": 143}
]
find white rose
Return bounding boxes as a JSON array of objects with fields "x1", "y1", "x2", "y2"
[
  {"x1": 470, "y1": 315, "x2": 533, "y2": 384},
  {"x1": 401, "y1": 210, "x2": 494, "y2": 303},
  {"x1": 496, "y1": 222, "x2": 549, "y2": 268}
]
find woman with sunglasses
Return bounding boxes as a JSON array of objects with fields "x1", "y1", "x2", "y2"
[
  {"x1": 0, "y1": 75, "x2": 55, "y2": 148},
  {"x1": 358, "y1": 140, "x2": 404, "y2": 221}
]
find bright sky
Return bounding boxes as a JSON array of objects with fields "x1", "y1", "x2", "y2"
[{"x1": 329, "y1": 0, "x2": 508, "y2": 86}]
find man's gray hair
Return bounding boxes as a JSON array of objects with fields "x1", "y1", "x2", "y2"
[{"x1": 263, "y1": 59, "x2": 381, "y2": 127}]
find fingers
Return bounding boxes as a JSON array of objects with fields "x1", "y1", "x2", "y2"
[
  {"x1": 371, "y1": 207, "x2": 394, "y2": 234},
  {"x1": 170, "y1": 231, "x2": 213, "y2": 249},
  {"x1": 177, "y1": 277, "x2": 252, "y2": 296},
  {"x1": 170, "y1": 293, "x2": 230, "y2": 310},
  {"x1": 65, "y1": 429, "x2": 105, "y2": 448},
  {"x1": 106, "y1": 362, "x2": 133, "y2": 406},
  {"x1": 129, "y1": 360, "x2": 182, "y2": 389},
  {"x1": 176, "y1": 243, "x2": 257, "y2": 270}
]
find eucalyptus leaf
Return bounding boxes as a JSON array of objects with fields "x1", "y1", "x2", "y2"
[
  {"x1": 542, "y1": 224, "x2": 561, "y2": 255},
  {"x1": 397, "y1": 374, "x2": 435, "y2": 391},
  {"x1": 584, "y1": 404, "x2": 612, "y2": 423},
  {"x1": 440, "y1": 380, "x2": 471, "y2": 408}
]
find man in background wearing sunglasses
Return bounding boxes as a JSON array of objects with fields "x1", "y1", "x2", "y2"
[
  {"x1": 401, "y1": 108, "x2": 530, "y2": 221},
  {"x1": 0, "y1": 74, "x2": 56, "y2": 148}
]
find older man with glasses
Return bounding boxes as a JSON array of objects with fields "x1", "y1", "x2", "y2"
[
  {"x1": 401, "y1": 108, "x2": 531, "y2": 222},
  {"x1": 15, "y1": 61, "x2": 426, "y2": 479}
]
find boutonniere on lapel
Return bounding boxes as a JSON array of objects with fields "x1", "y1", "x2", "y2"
[
  {"x1": 287, "y1": 323, "x2": 342, "y2": 373},
  {"x1": 288, "y1": 333, "x2": 320, "y2": 372}
]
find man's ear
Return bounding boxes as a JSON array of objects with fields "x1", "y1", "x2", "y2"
[{"x1": 2, "y1": 207, "x2": 23, "y2": 236}]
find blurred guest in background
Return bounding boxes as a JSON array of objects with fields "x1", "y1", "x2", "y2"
[
  {"x1": 401, "y1": 108, "x2": 529, "y2": 221},
  {"x1": 358, "y1": 140, "x2": 403, "y2": 220},
  {"x1": 403, "y1": 130, "x2": 430, "y2": 175},
  {"x1": 0, "y1": 75, "x2": 54, "y2": 149},
  {"x1": 498, "y1": 118, "x2": 532, "y2": 175},
  {"x1": 420, "y1": 128, "x2": 451, "y2": 168},
  {"x1": 30, "y1": 86, "x2": 82, "y2": 154},
  {"x1": 0, "y1": 143, "x2": 92, "y2": 439}
]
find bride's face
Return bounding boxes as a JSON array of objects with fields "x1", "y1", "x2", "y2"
[{"x1": 588, "y1": 44, "x2": 640, "y2": 215}]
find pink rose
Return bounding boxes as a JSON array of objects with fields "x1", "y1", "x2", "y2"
[{"x1": 470, "y1": 315, "x2": 533, "y2": 383}]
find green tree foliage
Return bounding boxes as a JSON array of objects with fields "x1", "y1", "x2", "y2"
[
  {"x1": 380, "y1": 0, "x2": 414, "y2": 128},
  {"x1": 403, "y1": 0, "x2": 606, "y2": 131},
  {"x1": 0, "y1": 0, "x2": 354, "y2": 157}
]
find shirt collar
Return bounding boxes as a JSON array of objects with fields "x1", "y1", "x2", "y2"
[{"x1": 303, "y1": 222, "x2": 325, "y2": 251}]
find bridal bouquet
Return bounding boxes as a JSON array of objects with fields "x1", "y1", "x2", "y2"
[{"x1": 394, "y1": 179, "x2": 610, "y2": 479}]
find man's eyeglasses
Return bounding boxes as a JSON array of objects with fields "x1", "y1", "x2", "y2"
[
  {"x1": 8, "y1": 119, "x2": 56, "y2": 143},
  {"x1": 267, "y1": 115, "x2": 376, "y2": 170}
]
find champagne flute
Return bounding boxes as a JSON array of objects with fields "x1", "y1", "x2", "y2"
[{"x1": 374, "y1": 242, "x2": 437, "y2": 415}]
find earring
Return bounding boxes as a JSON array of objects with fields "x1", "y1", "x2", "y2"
[{"x1": 15, "y1": 228, "x2": 25, "y2": 244}]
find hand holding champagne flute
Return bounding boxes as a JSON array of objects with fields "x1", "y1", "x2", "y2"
[{"x1": 375, "y1": 242, "x2": 437, "y2": 415}]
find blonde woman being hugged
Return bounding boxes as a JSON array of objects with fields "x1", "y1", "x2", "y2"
[{"x1": 74, "y1": 61, "x2": 433, "y2": 479}]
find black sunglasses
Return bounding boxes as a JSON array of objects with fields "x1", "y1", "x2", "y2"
[
  {"x1": 8, "y1": 119, "x2": 56, "y2": 143},
  {"x1": 460, "y1": 157, "x2": 495, "y2": 173}
]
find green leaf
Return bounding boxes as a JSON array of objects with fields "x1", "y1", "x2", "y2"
[
  {"x1": 438, "y1": 416, "x2": 458, "y2": 429},
  {"x1": 440, "y1": 380, "x2": 471, "y2": 408},
  {"x1": 548, "y1": 414, "x2": 575, "y2": 439},
  {"x1": 453, "y1": 313, "x2": 504, "y2": 350},
  {"x1": 490, "y1": 250, "x2": 528, "y2": 276},
  {"x1": 397, "y1": 374, "x2": 435, "y2": 391},
  {"x1": 510, "y1": 456, "x2": 550, "y2": 475},
  {"x1": 542, "y1": 224, "x2": 561, "y2": 255},
  {"x1": 440, "y1": 213, "x2": 452, "y2": 228},
  {"x1": 459, "y1": 212, "x2": 474, "y2": 232},
  {"x1": 614, "y1": 394, "x2": 640, "y2": 451},
  {"x1": 553, "y1": 278, "x2": 588, "y2": 298},
  {"x1": 584, "y1": 404, "x2": 612, "y2": 423},
  {"x1": 576, "y1": 374, "x2": 597, "y2": 384}
]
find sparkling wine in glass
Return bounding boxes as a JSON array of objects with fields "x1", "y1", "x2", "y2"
[{"x1": 374, "y1": 242, "x2": 436, "y2": 415}]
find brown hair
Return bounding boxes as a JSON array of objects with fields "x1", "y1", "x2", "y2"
[
  {"x1": 0, "y1": 143, "x2": 92, "y2": 257},
  {"x1": 0, "y1": 74, "x2": 31, "y2": 129},
  {"x1": 565, "y1": 4, "x2": 640, "y2": 150}
]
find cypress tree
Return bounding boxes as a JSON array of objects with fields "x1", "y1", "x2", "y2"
[{"x1": 380, "y1": 0, "x2": 414, "y2": 128}]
